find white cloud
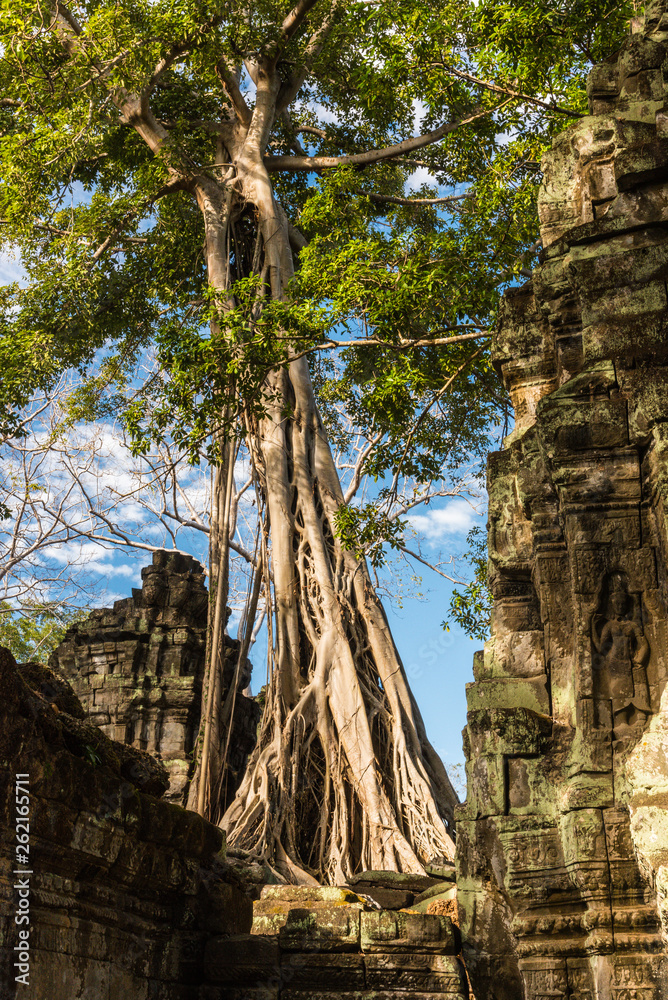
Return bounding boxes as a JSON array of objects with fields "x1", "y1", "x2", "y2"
[
  {"x1": 406, "y1": 166, "x2": 435, "y2": 192},
  {"x1": 0, "y1": 251, "x2": 25, "y2": 285},
  {"x1": 409, "y1": 500, "x2": 480, "y2": 541}
]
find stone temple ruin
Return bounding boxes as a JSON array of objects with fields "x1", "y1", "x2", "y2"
[
  {"x1": 458, "y1": 2, "x2": 668, "y2": 997},
  {"x1": 49, "y1": 549, "x2": 260, "y2": 807},
  {"x1": 1, "y1": 4, "x2": 668, "y2": 998}
]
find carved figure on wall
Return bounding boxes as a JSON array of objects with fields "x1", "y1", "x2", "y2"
[{"x1": 591, "y1": 572, "x2": 651, "y2": 736}]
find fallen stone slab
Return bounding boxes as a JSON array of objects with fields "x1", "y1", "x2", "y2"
[{"x1": 349, "y1": 871, "x2": 441, "y2": 894}]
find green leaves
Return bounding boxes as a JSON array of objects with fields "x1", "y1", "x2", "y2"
[
  {"x1": 0, "y1": 0, "x2": 638, "y2": 577},
  {"x1": 442, "y1": 526, "x2": 492, "y2": 640},
  {"x1": 0, "y1": 601, "x2": 87, "y2": 662}
]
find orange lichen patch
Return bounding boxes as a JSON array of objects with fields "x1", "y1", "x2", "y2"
[{"x1": 427, "y1": 897, "x2": 458, "y2": 924}]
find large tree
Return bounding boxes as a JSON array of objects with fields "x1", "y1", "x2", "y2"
[{"x1": 0, "y1": 0, "x2": 632, "y2": 882}]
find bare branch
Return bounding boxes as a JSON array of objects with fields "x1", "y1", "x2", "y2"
[
  {"x1": 286, "y1": 329, "x2": 491, "y2": 365},
  {"x1": 365, "y1": 191, "x2": 472, "y2": 208},
  {"x1": 343, "y1": 430, "x2": 383, "y2": 504},
  {"x1": 398, "y1": 544, "x2": 462, "y2": 585}
]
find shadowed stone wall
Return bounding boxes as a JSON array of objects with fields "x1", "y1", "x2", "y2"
[
  {"x1": 457, "y1": 3, "x2": 668, "y2": 998},
  {"x1": 0, "y1": 648, "x2": 252, "y2": 1000}
]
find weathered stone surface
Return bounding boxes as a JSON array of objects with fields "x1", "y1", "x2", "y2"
[
  {"x1": 204, "y1": 934, "x2": 280, "y2": 985},
  {"x1": 252, "y1": 885, "x2": 372, "y2": 937},
  {"x1": 412, "y1": 883, "x2": 457, "y2": 908},
  {"x1": 261, "y1": 885, "x2": 369, "y2": 906},
  {"x1": 360, "y1": 911, "x2": 457, "y2": 955},
  {"x1": 50, "y1": 549, "x2": 260, "y2": 805},
  {"x1": 0, "y1": 645, "x2": 253, "y2": 1000},
  {"x1": 282, "y1": 993, "x2": 465, "y2": 1000},
  {"x1": 458, "y1": 5, "x2": 668, "y2": 998},
  {"x1": 349, "y1": 871, "x2": 440, "y2": 894},
  {"x1": 201, "y1": 990, "x2": 279, "y2": 1000},
  {"x1": 364, "y1": 953, "x2": 466, "y2": 993},
  {"x1": 352, "y1": 886, "x2": 415, "y2": 910},
  {"x1": 279, "y1": 952, "x2": 366, "y2": 989},
  {"x1": 279, "y1": 906, "x2": 362, "y2": 952},
  {"x1": 237, "y1": 887, "x2": 468, "y2": 997}
]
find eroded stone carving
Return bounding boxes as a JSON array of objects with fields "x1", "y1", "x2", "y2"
[
  {"x1": 457, "y1": 4, "x2": 668, "y2": 998},
  {"x1": 591, "y1": 571, "x2": 652, "y2": 735}
]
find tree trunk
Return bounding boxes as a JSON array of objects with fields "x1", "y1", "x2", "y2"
[
  {"x1": 224, "y1": 355, "x2": 458, "y2": 882},
  {"x1": 190, "y1": 62, "x2": 457, "y2": 881},
  {"x1": 187, "y1": 434, "x2": 235, "y2": 820}
]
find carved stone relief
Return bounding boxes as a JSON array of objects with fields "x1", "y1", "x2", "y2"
[{"x1": 457, "y1": 4, "x2": 668, "y2": 997}]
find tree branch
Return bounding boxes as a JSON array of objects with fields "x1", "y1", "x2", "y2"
[
  {"x1": 277, "y1": 0, "x2": 342, "y2": 112},
  {"x1": 264, "y1": 103, "x2": 507, "y2": 171},
  {"x1": 286, "y1": 329, "x2": 490, "y2": 364},
  {"x1": 365, "y1": 191, "x2": 471, "y2": 208},
  {"x1": 277, "y1": 0, "x2": 322, "y2": 49},
  {"x1": 398, "y1": 544, "x2": 462, "y2": 585},
  {"x1": 216, "y1": 59, "x2": 252, "y2": 126},
  {"x1": 440, "y1": 65, "x2": 584, "y2": 118}
]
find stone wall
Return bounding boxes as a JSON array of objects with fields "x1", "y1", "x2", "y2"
[
  {"x1": 457, "y1": 4, "x2": 668, "y2": 999},
  {"x1": 203, "y1": 885, "x2": 468, "y2": 999},
  {"x1": 0, "y1": 647, "x2": 252, "y2": 1000},
  {"x1": 50, "y1": 550, "x2": 259, "y2": 807}
]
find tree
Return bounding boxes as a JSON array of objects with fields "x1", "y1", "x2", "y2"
[{"x1": 0, "y1": 0, "x2": 633, "y2": 882}]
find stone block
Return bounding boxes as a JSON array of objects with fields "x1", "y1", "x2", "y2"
[
  {"x1": 348, "y1": 871, "x2": 439, "y2": 894},
  {"x1": 204, "y1": 934, "x2": 279, "y2": 986},
  {"x1": 360, "y1": 910, "x2": 456, "y2": 954},
  {"x1": 280, "y1": 952, "x2": 365, "y2": 989},
  {"x1": 467, "y1": 707, "x2": 552, "y2": 757},
  {"x1": 282, "y1": 993, "x2": 465, "y2": 1000},
  {"x1": 465, "y1": 675, "x2": 550, "y2": 715},
  {"x1": 352, "y1": 886, "x2": 414, "y2": 909},
  {"x1": 364, "y1": 952, "x2": 467, "y2": 992},
  {"x1": 200, "y1": 990, "x2": 278, "y2": 1000},
  {"x1": 253, "y1": 886, "x2": 368, "y2": 937},
  {"x1": 279, "y1": 905, "x2": 362, "y2": 952},
  {"x1": 409, "y1": 885, "x2": 457, "y2": 917},
  {"x1": 424, "y1": 862, "x2": 455, "y2": 881},
  {"x1": 464, "y1": 754, "x2": 506, "y2": 819},
  {"x1": 413, "y1": 882, "x2": 458, "y2": 906},
  {"x1": 481, "y1": 629, "x2": 546, "y2": 680},
  {"x1": 506, "y1": 756, "x2": 551, "y2": 814},
  {"x1": 197, "y1": 879, "x2": 252, "y2": 935},
  {"x1": 497, "y1": 822, "x2": 571, "y2": 900},
  {"x1": 520, "y1": 957, "x2": 568, "y2": 998},
  {"x1": 260, "y1": 885, "x2": 368, "y2": 906}
]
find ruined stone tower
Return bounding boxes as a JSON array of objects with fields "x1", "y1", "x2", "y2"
[
  {"x1": 50, "y1": 550, "x2": 259, "y2": 806},
  {"x1": 457, "y1": 3, "x2": 668, "y2": 998}
]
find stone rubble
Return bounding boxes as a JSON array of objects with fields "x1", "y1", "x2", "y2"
[{"x1": 202, "y1": 885, "x2": 469, "y2": 999}]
